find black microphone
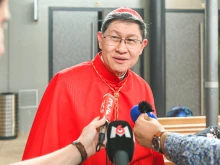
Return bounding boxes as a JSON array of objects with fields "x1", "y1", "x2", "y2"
[
  {"x1": 130, "y1": 101, "x2": 157, "y2": 123},
  {"x1": 106, "y1": 120, "x2": 134, "y2": 165}
]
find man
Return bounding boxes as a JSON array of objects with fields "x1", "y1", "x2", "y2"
[
  {"x1": 22, "y1": 7, "x2": 164, "y2": 164},
  {"x1": 134, "y1": 114, "x2": 220, "y2": 165}
]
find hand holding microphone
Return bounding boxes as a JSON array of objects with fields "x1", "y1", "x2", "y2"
[
  {"x1": 133, "y1": 113, "x2": 164, "y2": 148},
  {"x1": 96, "y1": 93, "x2": 116, "y2": 152},
  {"x1": 131, "y1": 101, "x2": 165, "y2": 149},
  {"x1": 77, "y1": 117, "x2": 106, "y2": 158}
]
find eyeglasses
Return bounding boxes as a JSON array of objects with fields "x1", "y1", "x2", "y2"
[{"x1": 102, "y1": 35, "x2": 143, "y2": 49}]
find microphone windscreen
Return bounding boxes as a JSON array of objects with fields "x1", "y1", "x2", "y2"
[
  {"x1": 138, "y1": 101, "x2": 154, "y2": 113},
  {"x1": 130, "y1": 101, "x2": 157, "y2": 123},
  {"x1": 106, "y1": 120, "x2": 134, "y2": 163}
]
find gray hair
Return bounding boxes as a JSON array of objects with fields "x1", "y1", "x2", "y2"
[{"x1": 101, "y1": 12, "x2": 147, "y2": 39}]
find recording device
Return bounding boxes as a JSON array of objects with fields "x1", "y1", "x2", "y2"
[
  {"x1": 130, "y1": 101, "x2": 157, "y2": 122},
  {"x1": 106, "y1": 120, "x2": 134, "y2": 165},
  {"x1": 96, "y1": 93, "x2": 116, "y2": 152}
]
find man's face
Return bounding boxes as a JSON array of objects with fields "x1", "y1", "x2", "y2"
[
  {"x1": 0, "y1": 0, "x2": 9, "y2": 56},
  {"x1": 97, "y1": 20, "x2": 148, "y2": 77}
]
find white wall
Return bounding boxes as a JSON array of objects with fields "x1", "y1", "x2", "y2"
[{"x1": 0, "y1": 27, "x2": 9, "y2": 93}]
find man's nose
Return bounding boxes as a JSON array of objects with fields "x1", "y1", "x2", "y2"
[{"x1": 116, "y1": 39, "x2": 128, "y2": 52}]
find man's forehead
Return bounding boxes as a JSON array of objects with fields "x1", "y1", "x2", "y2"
[{"x1": 106, "y1": 21, "x2": 141, "y2": 34}]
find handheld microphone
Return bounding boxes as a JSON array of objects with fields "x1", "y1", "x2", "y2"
[
  {"x1": 130, "y1": 101, "x2": 157, "y2": 123},
  {"x1": 96, "y1": 93, "x2": 116, "y2": 152},
  {"x1": 106, "y1": 120, "x2": 134, "y2": 165}
]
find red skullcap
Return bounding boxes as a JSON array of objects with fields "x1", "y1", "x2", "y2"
[{"x1": 111, "y1": 7, "x2": 143, "y2": 21}]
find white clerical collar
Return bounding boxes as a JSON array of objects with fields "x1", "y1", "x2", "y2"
[{"x1": 118, "y1": 73, "x2": 126, "y2": 81}]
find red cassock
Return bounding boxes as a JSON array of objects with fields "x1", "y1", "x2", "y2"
[{"x1": 22, "y1": 52, "x2": 164, "y2": 165}]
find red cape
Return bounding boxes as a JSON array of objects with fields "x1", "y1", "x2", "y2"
[{"x1": 22, "y1": 53, "x2": 164, "y2": 165}]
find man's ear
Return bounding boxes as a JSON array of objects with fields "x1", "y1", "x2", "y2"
[
  {"x1": 138, "y1": 39, "x2": 148, "y2": 56},
  {"x1": 97, "y1": 31, "x2": 103, "y2": 50},
  {"x1": 141, "y1": 39, "x2": 148, "y2": 49}
]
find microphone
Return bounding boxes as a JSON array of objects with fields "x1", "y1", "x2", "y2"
[
  {"x1": 106, "y1": 120, "x2": 134, "y2": 165},
  {"x1": 130, "y1": 101, "x2": 157, "y2": 123},
  {"x1": 96, "y1": 93, "x2": 116, "y2": 152}
]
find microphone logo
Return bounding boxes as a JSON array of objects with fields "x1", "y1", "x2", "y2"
[
  {"x1": 110, "y1": 125, "x2": 131, "y2": 138},
  {"x1": 100, "y1": 93, "x2": 116, "y2": 121},
  {"x1": 106, "y1": 120, "x2": 135, "y2": 163}
]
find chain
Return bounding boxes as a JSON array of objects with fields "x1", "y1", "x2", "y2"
[{"x1": 92, "y1": 61, "x2": 128, "y2": 120}]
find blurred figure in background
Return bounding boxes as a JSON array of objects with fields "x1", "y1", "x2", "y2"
[
  {"x1": 166, "y1": 106, "x2": 193, "y2": 117},
  {"x1": 0, "y1": 0, "x2": 9, "y2": 56}
]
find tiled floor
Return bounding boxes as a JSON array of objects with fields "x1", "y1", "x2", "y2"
[{"x1": 0, "y1": 134, "x2": 28, "y2": 165}]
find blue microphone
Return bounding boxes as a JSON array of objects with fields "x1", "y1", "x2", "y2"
[{"x1": 130, "y1": 101, "x2": 157, "y2": 122}]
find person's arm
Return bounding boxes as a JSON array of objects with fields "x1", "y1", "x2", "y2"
[
  {"x1": 133, "y1": 114, "x2": 220, "y2": 165},
  {"x1": 161, "y1": 132, "x2": 220, "y2": 165},
  {"x1": 10, "y1": 117, "x2": 106, "y2": 165},
  {"x1": 10, "y1": 144, "x2": 82, "y2": 165}
]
